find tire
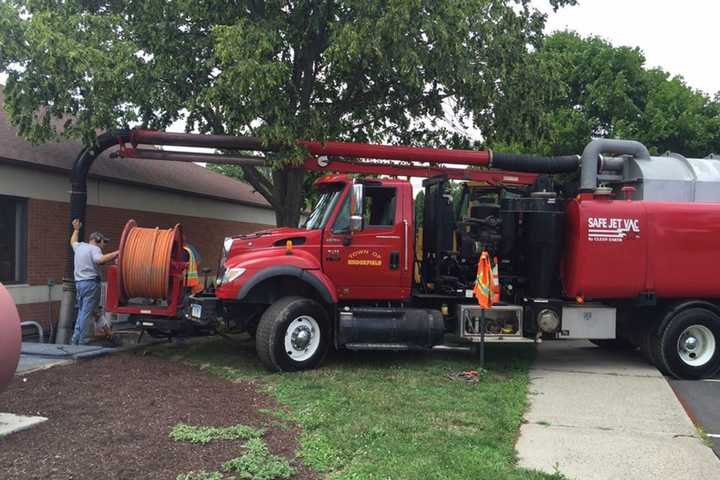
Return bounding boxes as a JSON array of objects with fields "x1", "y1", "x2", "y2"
[
  {"x1": 256, "y1": 296, "x2": 329, "y2": 372},
  {"x1": 589, "y1": 338, "x2": 636, "y2": 351},
  {"x1": 658, "y1": 308, "x2": 720, "y2": 379},
  {"x1": 639, "y1": 328, "x2": 669, "y2": 375}
]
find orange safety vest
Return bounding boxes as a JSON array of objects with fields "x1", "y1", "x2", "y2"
[
  {"x1": 473, "y1": 251, "x2": 494, "y2": 309},
  {"x1": 183, "y1": 245, "x2": 203, "y2": 294},
  {"x1": 492, "y1": 256, "x2": 500, "y2": 304}
]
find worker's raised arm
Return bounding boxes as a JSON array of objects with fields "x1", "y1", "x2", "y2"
[{"x1": 70, "y1": 219, "x2": 82, "y2": 249}]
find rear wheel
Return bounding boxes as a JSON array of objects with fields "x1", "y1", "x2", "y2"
[
  {"x1": 256, "y1": 296, "x2": 329, "y2": 372},
  {"x1": 658, "y1": 308, "x2": 720, "y2": 379}
]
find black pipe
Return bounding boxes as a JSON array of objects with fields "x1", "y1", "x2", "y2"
[
  {"x1": 490, "y1": 153, "x2": 581, "y2": 173},
  {"x1": 56, "y1": 129, "x2": 131, "y2": 344}
]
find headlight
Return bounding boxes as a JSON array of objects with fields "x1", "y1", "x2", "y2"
[{"x1": 218, "y1": 267, "x2": 246, "y2": 286}]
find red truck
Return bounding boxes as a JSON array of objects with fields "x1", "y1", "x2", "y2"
[
  {"x1": 98, "y1": 130, "x2": 720, "y2": 379},
  {"x1": 176, "y1": 137, "x2": 720, "y2": 379}
]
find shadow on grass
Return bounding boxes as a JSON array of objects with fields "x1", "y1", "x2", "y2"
[{"x1": 150, "y1": 334, "x2": 536, "y2": 380}]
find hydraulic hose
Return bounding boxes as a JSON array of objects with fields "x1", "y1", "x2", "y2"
[{"x1": 120, "y1": 224, "x2": 178, "y2": 300}]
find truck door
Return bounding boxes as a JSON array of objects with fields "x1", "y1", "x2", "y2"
[{"x1": 323, "y1": 184, "x2": 410, "y2": 300}]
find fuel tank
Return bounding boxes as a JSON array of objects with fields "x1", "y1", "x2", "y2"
[{"x1": 563, "y1": 196, "x2": 720, "y2": 299}]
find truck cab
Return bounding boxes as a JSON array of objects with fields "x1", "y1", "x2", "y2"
[{"x1": 213, "y1": 175, "x2": 414, "y2": 303}]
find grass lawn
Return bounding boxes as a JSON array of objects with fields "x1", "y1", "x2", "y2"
[{"x1": 156, "y1": 336, "x2": 560, "y2": 480}]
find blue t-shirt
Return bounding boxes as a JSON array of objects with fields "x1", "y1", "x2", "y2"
[{"x1": 73, "y1": 242, "x2": 103, "y2": 281}]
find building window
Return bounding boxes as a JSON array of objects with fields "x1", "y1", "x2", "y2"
[{"x1": 0, "y1": 195, "x2": 27, "y2": 284}]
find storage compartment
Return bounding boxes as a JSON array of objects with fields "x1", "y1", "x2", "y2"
[
  {"x1": 457, "y1": 304, "x2": 523, "y2": 340},
  {"x1": 560, "y1": 306, "x2": 616, "y2": 339}
]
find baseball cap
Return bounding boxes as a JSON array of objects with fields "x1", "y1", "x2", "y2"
[{"x1": 90, "y1": 232, "x2": 110, "y2": 243}]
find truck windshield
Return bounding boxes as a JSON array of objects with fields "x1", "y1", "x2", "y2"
[{"x1": 301, "y1": 185, "x2": 344, "y2": 230}]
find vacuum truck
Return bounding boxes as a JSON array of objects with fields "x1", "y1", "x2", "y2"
[{"x1": 106, "y1": 131, "x2": 720, "y2": 379}]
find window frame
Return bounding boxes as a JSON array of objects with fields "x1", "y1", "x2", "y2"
[
  {"x1": 363, "y1": 186, "x2": 397, "y2": 228},
  {"x1": 0, "y1": 195, "x2": 27, "y2": 285}
]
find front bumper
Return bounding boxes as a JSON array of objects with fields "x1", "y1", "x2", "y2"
[{"x1": 187, "y1": 295, "x2": 222, "y2": 326}]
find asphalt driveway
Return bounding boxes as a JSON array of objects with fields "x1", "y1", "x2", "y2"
[{"x1": 670, "y1": 371, "x2": 720, "y2": 457}]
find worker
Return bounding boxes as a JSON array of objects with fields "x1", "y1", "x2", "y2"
[
  {"x1": 69, "y1": 219, "x2": 119, "y2": 345},
  {"x1": 182, "y1": 243, "x2": 204, "y2": 294}
]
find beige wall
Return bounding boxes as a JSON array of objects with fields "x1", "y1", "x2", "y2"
[{"x1": 0, "y1": 163, "x2": 276, "y2": 225}]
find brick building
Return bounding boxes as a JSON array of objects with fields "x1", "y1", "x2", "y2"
[{"x1": 0, "y1": 93, "x2": 275, "y2": 332}]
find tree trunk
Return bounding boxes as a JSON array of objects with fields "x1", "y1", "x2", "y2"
[{"x1": 271, "y1": 166, "x2": 305, "y2": 227}]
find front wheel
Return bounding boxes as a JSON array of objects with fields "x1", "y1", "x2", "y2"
[
  {"x1": 256, "y1": 296, "x2": 329, "y2": 372},
  {"x1": 658, "y1": 308, "x2": 720, "y2": 379}
]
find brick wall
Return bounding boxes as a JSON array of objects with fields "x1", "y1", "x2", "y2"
[
  {"x1": 16, "y1": 301, "x2": 60, "y2": 331},
  {"x1": 17, "y1": 198, "x2": 273, "y2": 326},
  {"x1": 26, "y1": 198, "x2": 272, "y2": 286}
]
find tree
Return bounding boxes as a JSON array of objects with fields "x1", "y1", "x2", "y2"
[
  {"x1": 0, "y1": 0, "x2": 574, "y2": 226},
  {"x1": 486, "y1": 31, "x2": 720, "y2": 157}
]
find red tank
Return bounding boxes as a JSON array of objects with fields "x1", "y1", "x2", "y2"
[{"x1": 563, "y1": 195, "x2": 720, "y2": 300}]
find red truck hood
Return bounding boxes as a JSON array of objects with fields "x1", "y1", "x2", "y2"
[{"x1": 227, "y1": 227, "x2": 318, "y2": 258}]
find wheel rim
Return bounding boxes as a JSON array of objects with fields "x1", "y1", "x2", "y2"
[
  {"x1": 677, "y1": 324, "x2": 716, "y2": 367},
  {"x1": 284, "y1": 315, "x2": 321, "y2": 362}
]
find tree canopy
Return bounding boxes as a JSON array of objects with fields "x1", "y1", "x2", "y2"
[
  {"x1": 4, "y1": 3, "x2": 718, "y2": 226},
  {"x1": 488, "y1": 31, "x2": 720, "y2": 157},
  {"x1": 0, "y1": 0, "x2": 574, "y2": 226}
]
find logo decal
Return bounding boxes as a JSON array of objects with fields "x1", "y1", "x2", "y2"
[
  {"x1": 347, "y1": 249, "x2": 382, "y2": 267},
  {"x1": 587, "y1": 217, "x2": 640, "y2": 242}
]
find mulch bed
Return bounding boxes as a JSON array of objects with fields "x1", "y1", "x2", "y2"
[{"x1": 0, "y1": 353, "x2": 316, "y2": 480}]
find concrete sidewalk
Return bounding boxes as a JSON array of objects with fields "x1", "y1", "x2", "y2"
[
  {"x1": 516, "y1": 340, "x2": 720, "y2": 480},
  {"x1": 15, "y1": 343, "x2": 120, "y2": 375}
]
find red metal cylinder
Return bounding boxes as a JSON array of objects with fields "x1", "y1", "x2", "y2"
[
  {"x1": 299, "y1": 140, "x2": 492, "y2": 166},
  {"x1": 0, "y1": 283, "x2": 21, "y2": 392}
]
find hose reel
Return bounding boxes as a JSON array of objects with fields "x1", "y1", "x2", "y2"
[{"x1": 117, "y1": 220, "x2": 184, "y2": 301}]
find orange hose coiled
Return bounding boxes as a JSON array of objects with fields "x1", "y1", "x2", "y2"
[{"x1": 121, "y1": 226, "x2": 175, "y2": 300}]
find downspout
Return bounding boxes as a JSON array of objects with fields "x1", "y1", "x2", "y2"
[
  {"x1": 579, "y1": 138, "x2": 650, "y2": 192},
  {"x1": 56, "y1": 130, "x2": 130, "y2": 344}
]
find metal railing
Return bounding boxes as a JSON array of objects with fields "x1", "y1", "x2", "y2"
[{"x1": 21, "y1": 321, "x2": 44, "y2": 344}]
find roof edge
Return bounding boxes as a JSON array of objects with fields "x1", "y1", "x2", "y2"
[{"x1": 0, "y1": 156, "x2": 274, "y2": 210}]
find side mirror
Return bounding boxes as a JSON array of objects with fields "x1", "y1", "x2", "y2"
[{"x1": 350, "y1": 182, "x2": 364, "y2": 233}]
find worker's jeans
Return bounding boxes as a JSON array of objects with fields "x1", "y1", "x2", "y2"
[{"x1": 71, "y1": 280, "x2": 101, "y2": 345}]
